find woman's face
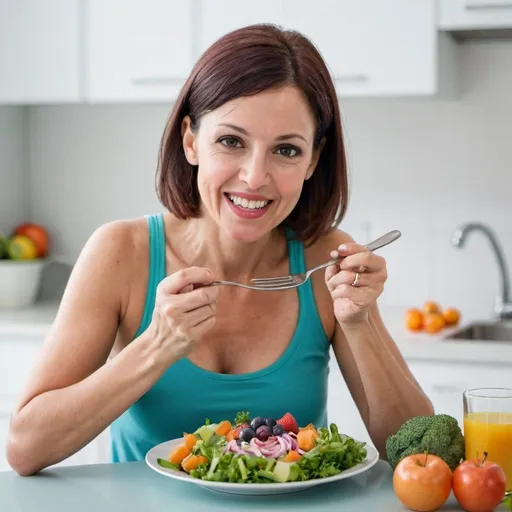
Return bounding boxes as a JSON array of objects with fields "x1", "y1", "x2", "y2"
[{"x1": 182, "y1": 85, "x2": 322, "y2": 242}]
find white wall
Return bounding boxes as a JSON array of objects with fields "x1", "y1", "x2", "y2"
[
  {"x1": 26, "y1": 40, "x2": 512, "y2": 319},
  {"x1": 0, "y1": 107, "x2": 26, "y2": 235}
]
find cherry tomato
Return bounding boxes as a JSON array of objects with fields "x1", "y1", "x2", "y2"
[{"x1": 393, "y1": 453, "x2": 452, "y2": 512}]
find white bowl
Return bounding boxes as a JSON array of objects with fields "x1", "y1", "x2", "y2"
[{"x1": 0, "y1": 259, "x2": 47, "y2": 309}]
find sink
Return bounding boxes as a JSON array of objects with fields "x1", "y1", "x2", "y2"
[{"x1": 445, "y1": 322, "x2": 512, "y2": 342}]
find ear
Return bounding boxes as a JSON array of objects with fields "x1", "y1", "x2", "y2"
[
  {"x1": 181, "y1": 115, "x2": 199, "y2": 165},
  {"x1": 305, "y1": 137, "x2": 326, "y2": 180}
]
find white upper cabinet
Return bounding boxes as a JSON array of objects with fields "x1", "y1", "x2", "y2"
[
  {"x1": 439, "y1": 0, "x2": 512, "y2": 30},
  {"x1": 85, "y1": 0, "x2": 194, "y2": 102},
  {"x1": 0, "y1": 0, "x2": 81, "y2": 104},
  {"x1": 281, "y1": 0, "x2": 450, "y2": 96},
  {"x1": 198, "y1": 0, "x2": 283, "y2": 55}
]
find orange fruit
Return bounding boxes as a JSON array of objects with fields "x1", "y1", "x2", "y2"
[
  {"x1": 443, "y1": 307, "x2": 460, "y2": 326},
  {"x1": 423, "y1": 313, "x2": 445, "y2": 333},
  {"x1": 423, "y1": 301, "x2": 441, "y2": 314},
  {"x1": 405, "y1": 308, "x2": 424, "y2": 331}
]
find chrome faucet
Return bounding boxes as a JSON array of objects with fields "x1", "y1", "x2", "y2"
[{"x1": 452, "y1": 222, "x2": 512, "y2": 319}]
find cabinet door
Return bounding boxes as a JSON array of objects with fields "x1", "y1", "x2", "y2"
[
  {"x1": 407, "y1": 360, "x2": 512, "y2": 427},
  {"x1": 0, "y1": 0, "x2": 81, "y2": 104},
  {"x1": 327, "y1": 355, "x2": 373, "y2": 447},
  {"x1": 439, "y1": 0, "x2": 512, "y2": 30},
  {"x1": 198, "y1": 0, "x2": 283, "y2": 55},
  {"x1": 86, "y1": 0, "x2": 194, "y2": 102},
  {"x1": 282, "y1": 0, "x2": 438, "y2": 96}
]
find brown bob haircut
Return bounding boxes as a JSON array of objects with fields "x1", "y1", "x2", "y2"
[{"x1": 157, "y1": 23, "x2": 348, "y2": 245}]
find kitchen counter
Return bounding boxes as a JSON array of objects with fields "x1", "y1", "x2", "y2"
[
  {"x1": 1, "y1": 300, "x2": 512, "y2": 364},
  {"x1": 0, "y1": 300, "x2": 59, "y2": 338},
  {"x1": 2, "y1": 460, "x2": 504, "y2": 512}
]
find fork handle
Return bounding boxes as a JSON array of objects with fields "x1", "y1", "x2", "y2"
[
  {"x1": 313, "y1": 230, "x2": 402, "y2": 273},
  {"x1": 365, "y1": 230, "x2": 401, "y2": 252}
]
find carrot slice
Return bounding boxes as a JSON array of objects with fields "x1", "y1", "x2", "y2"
[
  {"x1": 183, "y1": 433, "x2": 198, "y2": 451},
  {"x1": 182, "y1": 455, "x2": 208, "y2": 473},
  {"x1": 215, "y1": 420, "x2": 232, "y2": 436},
  {"x1": 297, "y1": 429, "x2": 318, "y2": 452},
  {"x1": 168, "y1": 444, "x2": 191, "y2": 465},
  {"x1": 284, "y1": 450, "x2": 302, "y2": 462}
]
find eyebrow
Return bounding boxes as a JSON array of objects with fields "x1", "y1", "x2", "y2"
[{"x1": 218, "y1": 123, "x2": 308, "y2": 143}]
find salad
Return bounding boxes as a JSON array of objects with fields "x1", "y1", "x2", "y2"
[{"x1": 156, "y1": 411, "x2": 368, "y2": 484}]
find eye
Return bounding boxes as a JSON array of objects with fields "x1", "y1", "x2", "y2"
[
  {"x1": 276, "y1": 145, "x2": 301, "y2": 158},
  {"x1": 218, "y1": 136, "x2": 243, "y2": 149}
]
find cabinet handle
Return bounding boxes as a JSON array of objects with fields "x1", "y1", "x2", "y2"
[
  {"x1": 334, "y1": 74, "x2": 369, "y2": 84},
  {"x1": 431, "y1": 384, "x2": 464, "y2": 393},
  {"x1": 131, "y1": 77, "x2": 184, "y2": 86},
  {"x1": 464, "y1": 0, "x2": 512, "y2": 9}
]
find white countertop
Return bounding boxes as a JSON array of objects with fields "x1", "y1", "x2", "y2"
[
  {"x1": 0, "y1": 300, "x2": 59, "y2": 338},
  {"x1": 1, "y1": 301, "x2": 512, "y2": 364}
]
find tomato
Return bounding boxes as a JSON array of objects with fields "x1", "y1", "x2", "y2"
[
  {"x1": 393, "y1": 453, "x2": 452, "y2": 512},
  {"x1": 452, "y1": 453, "x2": 506, "y2": 512},
  {"x1": 13, "y1": 223, "x2": 49, "y2": 258}
]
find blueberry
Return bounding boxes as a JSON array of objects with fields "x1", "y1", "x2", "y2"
[
  {"x1": 239, "y1": 427, "x2": 256, "y2": 443},
  {"x1": 255, "y1": 425, "x2": 273, "y2": 442},
  {"x1": 250, "y1": 416, "x2": 265, "y2": 431},
  {"x1": 264, "y1": 417, "x2": 277, "y2": 429},
  {"x1": 272, "y1": 424, "x2": 285, "y2": 436}
]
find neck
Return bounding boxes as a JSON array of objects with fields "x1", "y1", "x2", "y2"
[{"x1": 175, "y1": 217, "x2": 287, "y2": 281}]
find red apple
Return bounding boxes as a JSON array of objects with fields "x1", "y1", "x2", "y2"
[
  {"x1": 13, "y1": 223, "x2": 49, "y2": 258},
  {"x1": 452, "y1": 452, "x2": 507, "y2": 512}
]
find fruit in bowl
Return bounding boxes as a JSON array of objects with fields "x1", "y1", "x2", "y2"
[
  {"x1": 405, "y1": 301, "x2": 461, "y2": 334},
  {"x1": 12, "y1": 223, "x2": 50, "y2": 258},
  {"x1": 0, "y1": 222, "x2": 51, "y2": 309}
]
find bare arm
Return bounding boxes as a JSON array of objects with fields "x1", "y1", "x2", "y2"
[
  {"x1": 6, "y1": 222, "x2": 169, "y2": 475},
  {"x1": 332, "y1": 303, "x2": 434, "y2": 457}
]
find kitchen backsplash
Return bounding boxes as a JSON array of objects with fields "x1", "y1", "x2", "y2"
[
  {"x1": 2, "y1": 40, "x2": 512, "y2": 320},
  {"x1": 0, "y1": 107, "x2": 26, "y2": 234}
]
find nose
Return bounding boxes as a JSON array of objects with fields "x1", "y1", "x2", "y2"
[{"x1": 238, "y1": 151, "x2": 270, "y2": 190}]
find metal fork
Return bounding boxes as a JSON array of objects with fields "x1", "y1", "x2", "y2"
[{"x1": 210, "y1": 229, "x2": 401, "y2": 292}]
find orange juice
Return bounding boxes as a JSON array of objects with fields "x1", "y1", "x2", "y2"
[{"x1": 464, "y1": 412, "x2": 512, "y2": 487}]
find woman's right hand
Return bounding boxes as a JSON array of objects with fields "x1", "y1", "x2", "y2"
[{"x1": 148, "y1": 267, "x2": 220, "y2": 363}]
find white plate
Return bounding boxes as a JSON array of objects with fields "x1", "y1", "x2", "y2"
[{"x1": 145, "y1": 437, "x2": 380, "y2": 495}]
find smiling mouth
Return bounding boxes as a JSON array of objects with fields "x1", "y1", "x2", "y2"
[{"x1": 225, "y1": 194, "x2": 272, "y2": 210}]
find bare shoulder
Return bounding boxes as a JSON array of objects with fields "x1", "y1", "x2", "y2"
[
  {"x1": 62, "y1": 217, "x2": 150, "y2": 316},
  {"x1": 78, "y1": 217, "x2": 148, "y2": 271}
]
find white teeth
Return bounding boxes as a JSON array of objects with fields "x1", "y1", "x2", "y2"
[{"x1": 228, "y1": 195, "x2": 269, "y2": 210}]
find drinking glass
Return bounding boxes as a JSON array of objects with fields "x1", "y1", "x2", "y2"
[{"x1": 463, "y1": 388, "x2": 512, "y2": 488}]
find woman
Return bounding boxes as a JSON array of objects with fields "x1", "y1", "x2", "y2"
[{"x1": 6, "y1": 24, "x2": 433, "y2": 476}]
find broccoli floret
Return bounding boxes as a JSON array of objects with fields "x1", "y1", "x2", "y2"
[{"x1": 385, "y1": 414, "x2": 465, "y2": 471}]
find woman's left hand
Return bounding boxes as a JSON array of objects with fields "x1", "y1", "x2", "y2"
[{"x1": 325, "y1": 242, "x2": 388, "y2": 325}]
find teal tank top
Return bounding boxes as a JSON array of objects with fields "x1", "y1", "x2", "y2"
[{"x1": 110, "y1": 214, "x2": 331, "y2": 462}]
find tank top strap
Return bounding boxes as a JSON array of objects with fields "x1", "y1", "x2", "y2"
[{"x1": 134, "y1": 213, "x2": 166, "y2": 338}]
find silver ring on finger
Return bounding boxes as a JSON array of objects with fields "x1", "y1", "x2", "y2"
[{"x1": 351, "y1": 272, "x2": 360, "y2": 287}]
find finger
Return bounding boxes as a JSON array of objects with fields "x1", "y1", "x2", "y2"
[
  {"x1": 179, "y1": 284, "x2": 194, "y2": 294},
  {"x1": 327, "y1": 269, "x2": 369, "y2": 291},
  {"x1": 186, "y1": 303, "x2": 217, "y2": 327},
  {"x1": 190, "y1": 315, "x2": 217, "y2": 338},
  {"x1": 159, "y1": 267, "x2": 216, "y2": 295},
  {"x1": 330, "y1": 283, "x2": 368, "y2": 301},
  {"x1": 161, "y1": 286, "x2": 220, "y2": 317},
  {"x1": 325, "y1": 250, "x2": 342, "y2": 283},
  {"x1": 339, "y1": 252, "x2": 385, "y2": 273}
]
